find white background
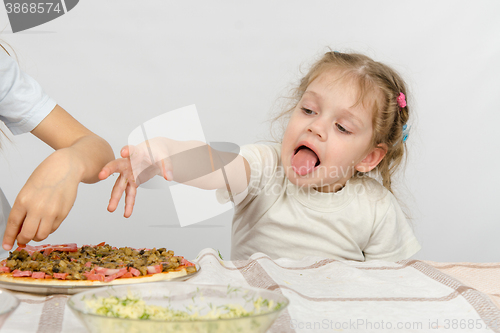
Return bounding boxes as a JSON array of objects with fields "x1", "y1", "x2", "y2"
[{"x1": 0, "y1": 1, "x2": 499, "y2": 261}]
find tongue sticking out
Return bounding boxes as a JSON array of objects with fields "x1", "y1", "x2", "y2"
[{"x1": 291, "y1": 147, "x2": 319, "y2": 176}]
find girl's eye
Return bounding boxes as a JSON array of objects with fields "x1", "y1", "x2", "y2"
[
  {"x1": 301, "y1": 107, "x2": 315, "y2": 115},
  {"x1": 336, "y1": 123, "x2": 351, "y2": 134}
]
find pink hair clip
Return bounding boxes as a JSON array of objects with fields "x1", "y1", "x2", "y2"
[{"x1": 397, "y1": 92, "x2": 406, "y2": 109}]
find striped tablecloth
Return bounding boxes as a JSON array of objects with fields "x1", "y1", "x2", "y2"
[{"x1": 1, "y1": 248, "x2": 499, "y2": 332}]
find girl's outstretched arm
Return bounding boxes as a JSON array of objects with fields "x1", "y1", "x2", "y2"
[
  {"x1": 99, "y1": 137, "x2": 250, "y2": 217},
  {"x1": 2, "y1": 105, "x2": 114, "y2": 251}
]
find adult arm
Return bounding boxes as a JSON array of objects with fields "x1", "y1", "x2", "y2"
[{"x1": 2, "y1": 104, "x2": 114, "y2": 250}]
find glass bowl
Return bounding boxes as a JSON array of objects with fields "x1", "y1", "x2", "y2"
[
  {"x1": 68, "y1": 282, "x2": 289, "y2": 333},
  {"x1": 0, "y1": 289, "x2": 20, "y2": 323}
]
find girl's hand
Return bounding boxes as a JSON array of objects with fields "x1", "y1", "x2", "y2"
[
  {"x1": 99, "y1": 139, "x2": 172, "y2": 217},
  {"x1": 98, "y1": 155, "x2": 138, "y2": 218},
  {"x1": 3, "y1": 149, "x2": 81, "y2": 249},
  {"x1": 125, "y1": 138, "x2": 173, "y2": 185}
]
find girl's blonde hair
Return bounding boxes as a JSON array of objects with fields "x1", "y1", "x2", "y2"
[{"x1": 272, "y1": 51, "x2": 409, "y2": 193}]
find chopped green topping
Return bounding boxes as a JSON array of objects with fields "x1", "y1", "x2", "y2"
[{"x1": 84, "y1": 293, "x2": 282, "y2": 321}]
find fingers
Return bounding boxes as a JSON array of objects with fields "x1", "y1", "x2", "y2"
[
  {"x1": 160, "y1": 158, "x2": 174, "y2": 181},
  {"x1": 2, "y1": 206, "x2": 26, "y2": 251},
  {"x1": 2, "y1": 213, "x2": 52, "y2": 250},
  {"x1": 5, "y1": 200, "x2": 66, "y2": 247},
  {"x1": 98, "y1": 167, "x2": 110, "y2": 180},
  {"x1": 104, "y1": 142, "x2": 170, "y2": 217},
  {"x1": 107, "y1": 174, "x2": 128, "y2": 212},
  {"x1": 120, "y1": 145, "x2": 132, "y2": 158},
  {"x1": 32, "y1": 217, "x2": 57, "y2": 242},
  {"x1": 123, "y1": 183, "x2": 137, "y2": 218},
  {"x1": 13, "y1": 211, "x2": 39, "y2": 246},
  {"x1": 32, "y1": 208, "x2": 66, "y2": 242},
  {"x1": 107, "y1": 174, "x2": 137, "y2": 217},
  {"x1": 101, "y1": 151, "x2": 140, "y2": 216},
  {"x1": 99, "y1": 158, "x2": 128, "y2": 180}
]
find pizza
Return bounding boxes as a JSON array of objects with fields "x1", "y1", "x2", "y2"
[{"x1": 0, "y1": 242, "x2": 197, "y2": 287}]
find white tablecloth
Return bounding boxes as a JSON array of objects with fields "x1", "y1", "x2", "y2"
[{"x1": 1, "y1": 248, "x2": 499, "y2": 332}]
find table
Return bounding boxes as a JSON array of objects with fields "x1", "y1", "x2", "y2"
[{"x1": 1, "y1": 248, "x2": 500, "y2": 332}]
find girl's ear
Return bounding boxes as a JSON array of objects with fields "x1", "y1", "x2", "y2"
[{"x1": 355, "y1": 144, "x2": 388, "y2": 173}]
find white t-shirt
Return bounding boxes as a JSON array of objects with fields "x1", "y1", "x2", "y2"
[
  {"x1": 0, "y1": 51, "x2": 56, "y2": 257},
  {"x1": 217, "y1": 143, "x2": 421, "y2": 261}
]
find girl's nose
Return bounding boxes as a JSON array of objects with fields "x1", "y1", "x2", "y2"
[{"x1": 307, "y1": 119, "x2": 327, "y2": 140}]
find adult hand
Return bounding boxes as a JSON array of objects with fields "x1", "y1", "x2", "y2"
[
  {"x1": 1, "y1": 105, "x2": 114, "y2": 251},
  {"x1": 2, "y1": 149, "x2": 80, "y2": 250}
]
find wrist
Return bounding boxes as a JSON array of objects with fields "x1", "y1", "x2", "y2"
[{"x1": 50, "y1": 148, "x2": 86, "y2": 183}]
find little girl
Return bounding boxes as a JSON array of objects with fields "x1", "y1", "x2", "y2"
[{"x1": 99, "y1": 51, "x2": 420, "y2": 261}]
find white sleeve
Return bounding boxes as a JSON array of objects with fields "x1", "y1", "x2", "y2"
[
  {"x1": 215, "y1": 144, "x2": 279, "y2": 207},
  {"x1": 0, "y1": 52, "x2": 56, "y2": 135},
  {"x1": 363, "y1": 193, "x2": 421, "y2": 261}
]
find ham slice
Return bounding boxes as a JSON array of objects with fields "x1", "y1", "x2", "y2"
[
  {"x1": 84, "y1": 272, "x2": 105, "y2": 281},
  {"x1": 12, "y1": 270, "x2": 32, "y2": 277},
  {"x1": 95, "y1": 267, "x2": 124, "y2": 276},
  {"x1": 180, "y1": 257, "x2": 195, "y2": 267},
  {"x1": 15, "y1": 243, "x2": 78, "y2": 255},
  {"x1": 103, "y1": 269, "x2": 127, "y2": 282},
  {"x1": 292, "y1": 146, "x2": 319, "y2": 175},
  {"x1": 53, "y1": 273, "x2": 68, "y2": 280},
  {"x1": 129, "y1": 267, "x2": 141, "y2": 277},
  {"x1": 147, "y1": 265, "x2": 162, "y2": 274}
]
